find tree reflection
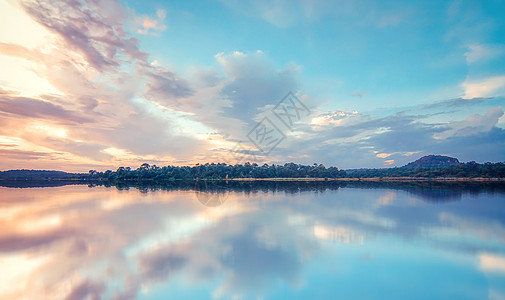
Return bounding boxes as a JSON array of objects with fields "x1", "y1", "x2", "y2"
[{"x1": 3, "y1": 180, "x2": 502, "y2": 204}]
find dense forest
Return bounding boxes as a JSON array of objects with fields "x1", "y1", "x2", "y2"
[
  {"x1": 346, "y1": 161, "x2": 505, "y2": 178},
  {"x1": 88, "y1": 162, "x2": 346, "y2": 181},
  {"x1": 84, "y1": 161, "x2": 505, "y2": 181},
  {"x1": 1, "y1": 156, "x2": 505, "y2": 182}
]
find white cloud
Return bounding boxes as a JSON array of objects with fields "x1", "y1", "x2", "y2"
[
  {"x1": 310, "y1": 110, "x2": 358, "y2": 127},
  {"x1": 499, "y1": 113, "x2": 505, "y2": 125},
  {"x1": 464, "y1": 44, "x2": 504, "y2": 64},
  {"x1": 0, "y1": 0, "x2": 54, "y2": 48},
  {"x1": 462, "y1": 76, "x2": 505, "y2": 99},
  {"x1": 479, "y1": 252, "x2": 505, "y2": 274}
]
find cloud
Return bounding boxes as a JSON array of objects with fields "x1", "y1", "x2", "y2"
[
  {"x1": 216, "y1": 51, "x2": 301, "y2": 123},
  {"x1": 219, "y1": 0, "x2": 308, "y2": 28},
  {"x1": 265, "y1": 99, "x2": 505, "y2": 168},
  {"x1": 444, "y1": 0, "x2": 497, "y2": 45},
  {"x1": 351, "y1": 92, "x2": 366, "y2": 98},
  {"x1": 434, "y1": 106, "x2": 504, "y2": 139},
  {"x1": 0, "y1": 95, "x2": 92, "y2": 124},
  {"x1": 310, "y1": 110, "x2": 358, "y2": 128},
  {"x1": 21, "y1": 0, "x2": 147, "y2": 71},
  {"x1": 0, "y1": 228, "x2": 75, "y2": 252},
  {"x1": 0, "y1": 149, "x2": 55, "y2": 160},
  {"x1": 376, "y1": 9, "x2": 414, "y2": 28},
  {"x1": 1, "y1": 0, "x2": 504, "y2": 171},
  {"x1": 219, "y1": 0, "x2": 410, "y2": 29},
  {"x1": 479, "y1": 252, "x2": 505, "y2": 274},
  {"x1": 462, "y1": 76, "x2": 505, "y2": 99},
  {"x1": 142, "y1": 67, "x2": 194, "y2": 103},
  {"x1": 220, "y1": 0, "x2": 380, "y2": 28},
  {"x1": 1, "y1": 2, "x2": 311, "y2": 169},
  {"x1": 378, "y1": 15, "x2": 403, "y2": 28},
  {"x1": 139, "y1": 245, "x2": 189, "y2": 282},
  {"x1": 64, "y1": 280, "x2": 105, "y2": 300},
  {"x1": 136, "y1": 9, "x2": 167, "y2": 35},
  {"x1": 465, "y1": 44, "x2": 504, "y2": 64},
  {"x1": 0, "y1": 0, "x2": 217, "y2": 170},
  {"x1": 384, "y1": 159, "x2": 395, "y2": 165},
  {"x1": 419, "y1": 97, "x2": 490, "y2": 110}
]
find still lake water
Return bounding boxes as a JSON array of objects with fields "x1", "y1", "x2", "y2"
[{"x1": 1, "y1": 181, "x2": 505, "y2": 300}]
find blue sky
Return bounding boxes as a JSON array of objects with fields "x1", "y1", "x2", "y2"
[
  {"x1": 0, "y1": 0, "x2": 504, "y2": 170},
  {"x1": 129, "y1": 0, "x2": 505, "y2": 106}
]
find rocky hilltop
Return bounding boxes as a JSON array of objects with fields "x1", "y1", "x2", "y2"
[{"x1": 404, "y1": 155, "x2": 460, "y2": 168}]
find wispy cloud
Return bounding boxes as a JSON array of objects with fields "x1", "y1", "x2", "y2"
[
  {"x1": 465, "y1": 44, "x2": 504, "y2": 64},
  {"x1": 0, "y1": 94, "x2": 92, "y2": 124},
  {"x1": 220, "y1": 0, "x2": 413, "y2": 29},
  {"x1": 136, "y1": 9, "x2": 167, "y2": 35}
]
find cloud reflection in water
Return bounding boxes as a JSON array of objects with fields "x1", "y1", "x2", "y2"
[{"x1": 0, "y1": 182, "x2": 504, "y2": 299}]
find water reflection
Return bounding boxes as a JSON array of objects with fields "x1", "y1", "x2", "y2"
[
  {"x1": 0, "y1": 182, "x2": 504, "y2": 299},
  {"x1": 194, "y1": 182, "x2": 230, "y2": 207}
]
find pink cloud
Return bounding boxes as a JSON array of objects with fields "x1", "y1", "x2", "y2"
[
  {"x1": 384, "y1": 159, "x2": 395, "y2": 165},
  {"x1": 136, "y1": 9, "x2": 167, "y2": 35}
]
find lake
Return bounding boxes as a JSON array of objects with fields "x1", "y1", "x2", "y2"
[{"x1": 1, "y1": 181, "x2": 504, "y2": 300}]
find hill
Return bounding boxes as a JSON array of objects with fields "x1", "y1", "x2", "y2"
[
  {"x1": 0, "y1": 170, "x2": 77, "y2": 180},
  {"x1": 404, "y1": 155, "x2": 460, "y2": 169}
]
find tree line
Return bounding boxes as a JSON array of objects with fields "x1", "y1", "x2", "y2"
[
  {"x1": 88, "y1": 162, "x2": 345, "y2": 181},
  {"x1": 346, "y1": 161, "x2": 505, "y2": 178},
  {"x1": 86, "y1": 161, "x2": 505, "y2": 181}
]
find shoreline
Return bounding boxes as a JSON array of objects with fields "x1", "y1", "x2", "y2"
[
  {"x1": 1, "y1": 177, "x2": 505, "y2": 183},
  {"x1": 227, "y1": 177, "x2": 505, "y2": 182}
]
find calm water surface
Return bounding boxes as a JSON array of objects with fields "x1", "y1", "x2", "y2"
[{"x1": 1, "y1": 182, "x2": 504, "y2": 300}]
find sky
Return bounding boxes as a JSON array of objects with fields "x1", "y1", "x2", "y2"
[{"x1": 0, "y1": 0, "x2": 505, "y2": 171}]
